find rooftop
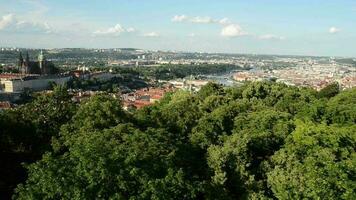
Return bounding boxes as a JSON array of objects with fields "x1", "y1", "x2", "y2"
[
  {"x1": 0, "y1": 101, "x2": 11, "y2": 110},
  {"x1": 0, "y1": 73, "x2": 39, "y2": 80}
]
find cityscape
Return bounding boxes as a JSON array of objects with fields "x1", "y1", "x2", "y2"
[
  {"x1": 0, "y1": 0, "x2": 355, "y2": 199},
  {"x1": 1, "y1": 47, "x2": 355, "y2": 110}
]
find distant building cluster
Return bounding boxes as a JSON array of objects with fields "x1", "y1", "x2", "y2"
[
  {"x1": 70, "y1": 90, "x2": 109, "y2": 103},
  {"x1": 233, "y1": 62, "x2": 356, "y2": 90},
  {"x1": 0, "y1": 51, "x2": 66, "y2": 95},
  {"x1": 0, "y1": 50, "x2": 123, "y2": 95},
  {"x1": 168, "y1": 79, "x2": 209, "y2": 92},
  {"x1": 340, "y1": 76, "x2": 356, "y2": 89},
  {"x1": 122, "y1": 87, "x2": 175, "y2": 110},
  {"x1": 1, "y1": 47, "x2": 355, "y2": 110}
]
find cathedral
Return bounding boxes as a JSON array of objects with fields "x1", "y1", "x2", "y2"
[{"x1": 18, "y1": 51, "x2": 57, "y2": 75}]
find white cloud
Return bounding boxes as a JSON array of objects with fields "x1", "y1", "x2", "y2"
[
  {"x1": 0, "y1": 14, "x2": 15, "y2": 30},
  {"x1": 172, "y1": 14, "x2": 248, "y2": 38},
  {"x1": 16, "y1": 20, "x2": 53, "y2": 33},
  {"x1": 190, "y1": 16, "x2": 215, "y2": 24},
  {"x1": 126, "y1": 27, "x2": 136, "y2": 33},
  {"x1": 93, "y1": 24, "x2": 136, "y2": 36},
  {"x1": 0, "y1": 13, "x2": 53, "y2": 33},
  {"x1": 329, "y1": 27, "x2": 340, "y2": 34},
  {"x1": 172, "y1": 15, "x2": 188, "y2": 22},
  {"x1": 221, "y1": 24, "x2": 247, "y2": 37},
  {"x1": 173, "y1": 14, "x2": 283, "y2": 40},
  {"x1": 172, "y1": 15, "x2": 230, "y2": 25},
  {"x1": 143, "y1": 32, "x2": 160, "y2": 37},
  {"x1": 218, "y1": 18, "x2": 231, "y2": 25},
  {"x1": 258, "y1": 34, "x2": 285, "y2": 40}
]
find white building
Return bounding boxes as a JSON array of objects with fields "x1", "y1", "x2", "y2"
[{"x1": 0, "y1": 74, "x2": 72, "y2": 93}]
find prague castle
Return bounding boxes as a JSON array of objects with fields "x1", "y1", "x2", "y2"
[
  {"x1": 18, "y1": 51, "x2": 58, "y2": 75},
  {"x1": 0, "y1": 51, "x2": 69, "y2": 94}
]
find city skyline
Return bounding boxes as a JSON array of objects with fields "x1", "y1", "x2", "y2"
[{"x1": 0, "y1": 0, "x2": 356, "y2": 57}]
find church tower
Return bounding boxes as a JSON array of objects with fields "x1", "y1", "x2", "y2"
[
  {"x1": 25, "y1": 52, "x2": 30, "y2": 73},
  {"x1": 38, "y1": 50, "x2": 46, "y2": 74},
  {"x1": 18, "y1": 52, "x2": 23, "y2": 72}
]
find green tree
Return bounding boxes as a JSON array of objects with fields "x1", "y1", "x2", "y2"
[
  {"x1": 206, "y1": 110, "x2": 294, "y2": 199},
  {"x1": 268, "y1": 121, "x2": 356, "y2": 200},
  {"x1": 197, "y1": 82, "x2": 225, "y2": 100},
  {"x1": 9, "y1": 81, "x2": 356, "y2": 199},
  {"x1": 15, "y1": 123, "x2": 206, "y2": 199},
  {"x1": 0, "y1": 85, "x2": 76, "y2": 154},
  {"x1": 191, "y1": 100, "x2": 251, "y2": 148},
  {"x1": 325, "y1": 88, "x2": 356, "y2": 125},
  {"x1": 0, "y1": 85, "x2": 76, "y2": 199},
  {"x1": 317, "y1": 82, "x2": 340, "y2": 98}
]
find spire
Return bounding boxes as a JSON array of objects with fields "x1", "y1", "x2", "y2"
[
  {"x1": 38, "y1": 50, "x2": 44, "y2": 62},
  {"x1": 38, "y1": 50, "x2": 46, "y2": 74},
  {"x1": 18, "y1": 52, "x2": 23, "y2": 62},
  {"x1": 25, "y1": 52, "x2": 30, "y2": 67},
  {"x1": 18, "y1": 52, "x2": 23, "y2": 69},
  {"x1": 25, "y1": 52, "x2": 30, "y2": 64}
]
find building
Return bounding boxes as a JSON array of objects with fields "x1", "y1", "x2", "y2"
[
  {"x1": 122, "y1": 87, "x2": 175, "y2": 110},
  {"x1": 0, "y1": 73, "x2": 72, "y2": 93},
  {"x1": 168, "y1": 79, "x2": 209, "y2": 92},
  {"x1": 0, "y1": 51, "x2": 72, "y2": 94},
  {"x1": 18, "y1": 51, "x2": 57, "y2": 75},
  {"x1": 0, "y1": 101, "x2": 11, "y2": 111}
]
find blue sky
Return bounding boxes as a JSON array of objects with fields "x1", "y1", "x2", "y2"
[{"x1": 0, "y1": 0, "x2": 355, "y2": 57}]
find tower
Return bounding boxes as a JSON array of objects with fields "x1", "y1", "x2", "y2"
[
  {"x1": 25, "y1": 52, "x2": 30, "y2": 74},
  {"x1": 38, "y1": 50, "x2": 45, "y2": 74},
  {"x1": 18, "y1": 52, "x2": 23, "y2": 72},
  {"x1": 25, "y1": 52, "x2": 30, "y2": 65}
]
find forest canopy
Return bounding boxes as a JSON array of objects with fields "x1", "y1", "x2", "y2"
[{"x1": 0, "y1": 81, "x2": 355, "y2": 199}]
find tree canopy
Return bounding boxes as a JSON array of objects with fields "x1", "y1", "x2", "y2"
[{"x1": 1, "y1": 81, "x2": 355, "y2": 199}]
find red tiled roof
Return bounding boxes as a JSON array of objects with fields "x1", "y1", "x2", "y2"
[
  {"x1": 0, "y1": 101, "x2": 11, "y2": 109},
  {"x1": 0, "y1": 73, "x2": 24, "y2": 79},
  {"x1": 0, "y1": 73, "x2": 39, "y2": 79},
  {"x1": 151, "y1": 94, "x2": 163, "y2": 100}
]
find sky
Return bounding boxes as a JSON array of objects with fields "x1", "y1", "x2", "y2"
[{"x1": 0, "y1": 0, "x2": 355, "y2": 57}]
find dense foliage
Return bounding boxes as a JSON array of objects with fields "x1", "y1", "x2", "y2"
[
  {"x1": 113, "y1": 64, "x2": 244, "y2": 81},
  {"x1": 0, "y1": 86, "x2": 77, "y2": 198},
  {"x1": 67, "y1": 75, "x2": 148, "y2": 93},
  {"x1": 1, "y1": 82, "x2": 355, "y2": 199}
]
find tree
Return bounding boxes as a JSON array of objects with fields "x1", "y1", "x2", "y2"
[
  {"x1": 191, "y1": 100, "x2": 251, "y2": 148},
  {"x1": 8, "y1": 81, "x2": 356, "y2": 199},
  {"x1": 206, "y1": 110, "x2": 294, "y2": 199},
  {"x1": 325, "y1": 88, "x2": 356, "y2": 125},
  {"x1": 15, "y1": 123, "x2": 206, "y2": 199},
  {"x1": 0, "y1": 85, "x2": 76, "y2": 199},
  {"x1": 268, "y1": 121, "x2": 356, "y2": 200},
  {"x1": 317, "y1": 82, "x2": 340, "y2": 99},
  {"x1": 197, "y1": 82, "x2": 225, "y2": 100},
  {"x1": 0, "y1": 85, "x2": 76, "y2": 155}
]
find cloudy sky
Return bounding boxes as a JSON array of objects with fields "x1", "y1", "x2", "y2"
[{"x1": 0, "y1": 0, "x2": 355, "y2": 57}]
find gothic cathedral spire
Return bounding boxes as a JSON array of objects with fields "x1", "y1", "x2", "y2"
[
  {"x1": 38, "y1": 50, "x2": 46, "y2": 74},
  {"x1": 18, "y1": 52, "x2": 23, "y2": 67}
]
